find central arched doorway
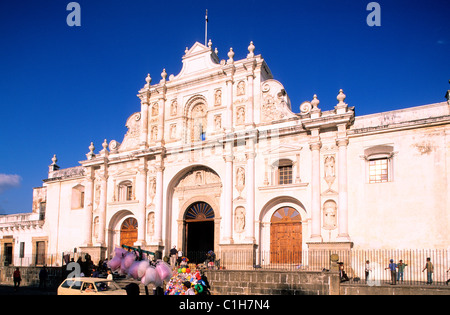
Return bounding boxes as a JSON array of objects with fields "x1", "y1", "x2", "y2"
[
  {"x1": 120, "y1": 217, "x2": 138, "y2": 248},
  {"x1": 270, "y1": 207, "x2": 302, "y2": 264},
  {"x1": 184, "y1": 202, "x2": 215, "y2": 263}
]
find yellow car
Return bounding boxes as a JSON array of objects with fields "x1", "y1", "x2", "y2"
[{"x1": 57, "y1": 277, "x2": 127, "y2": 295}]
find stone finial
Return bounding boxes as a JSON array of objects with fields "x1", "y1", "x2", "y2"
[
  {"x1": 311, "y1": 94, "x2": 320, "y2": 109},
  {"x1": 214, "y1": 47, "x2": 219, "y2": 55},
  {"x1": 247, "y1": 41, "x2": 255, "y2": 58},
  {"x1": 86, "y1": 142, "x2": 96, "y2": 160},
  {"x1": 208, "y1": 39, "x2": 212, "y2": 49},
  {"x1": 49, "y1": 154, "x2": 60, "y2": 172},
  {"x1": 337, "y1": 89, "x2": 346, "y2": 105},
  {"x1": 227, "y1": 48, "x2": 235, "y2": 64},
  {"x1": 161, "y1": 69, "x2": 167, "y2": 83},
  {"x1": 145, "y1": 73, "x2": 152, "y2": 89},
  {"x1": 100, "y1": 139, "x2": 109, "y2": 157}
]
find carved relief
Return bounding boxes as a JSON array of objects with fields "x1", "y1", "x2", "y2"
[
  {"x1": 120, "y1": 112, "x2": 141, "y2": 151},
  {"x1": 260, "y1": 79, "x2": 294, "y2": 123},
  {"x1": 234, "y1": 206, "x2": 246, "y2": 233},
  {"x1": 323, "y1": 200, "x2": 337, "y2": 230},
  {"x1": 176, "y1": 167, "x2": 221, "y2": 189}
]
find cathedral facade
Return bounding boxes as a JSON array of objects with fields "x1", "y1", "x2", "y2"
[{"x1": 1, "y1": 41, "x2": 449, "y2": 266}]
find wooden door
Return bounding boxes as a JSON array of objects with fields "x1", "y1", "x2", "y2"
[
  {"x1": 120, "y1": 218, "x2": 138, "y2": 248},
  {"x1": 270, "y1": 207, "x2": 302, "y2": 264}
]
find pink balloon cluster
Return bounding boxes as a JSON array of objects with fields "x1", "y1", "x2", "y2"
[{"x1": 107, "y1": 247, "x2": 173, "y2": 287}]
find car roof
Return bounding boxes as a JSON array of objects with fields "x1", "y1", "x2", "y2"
[{"x1": 64, "y1": 277, "x2": 114, "y2": 282}]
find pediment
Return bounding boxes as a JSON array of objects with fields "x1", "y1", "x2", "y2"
[
  {"x1": 264, "y1": 144, "x2": 302, "y2": 155},
  {"x1": 172, "y1": 42, "x2": 220, "y2": 80}
]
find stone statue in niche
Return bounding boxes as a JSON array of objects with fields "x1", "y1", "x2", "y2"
[
  {"x1": 148, "y1": 177, "x2": 156, "y2": 202},
  {"x1": 147, "y1": 212, "x2": 155, "y2": 237},
  {"x1": 214, "y1": 115, "x2": 222, "y2": 131},
  {"x1": 93, "y1": 217, "x2": 99, "y2": 242},
  {"x1": 235, "y1": 167, "x2": 245, "y2": 195},
  {"x1": 195, "y1": 171, "x2": 203, "y2": 185},
  {"x1": 237, "y1": 81, "x2": 246, "y2": 96},
  {"x1": 151, "y1": 102, "x2": 159, "y2": 116},
  {"x1": 323, "y1": 200, "x2": 337, "y2": 230},
  {"x1": 151, "y1": 126, "x2": 158, "y2": 141},
  {"x1": 214, "y1": 89, "x2": 222, "y2": 106},
  {"x1": 170, "y1": 100, "x2": 178, "y2": 116},
  {"x1": 236, "y1": 107, "x2": 245, "y2": 125},
  {"x1": 235, "y1": 206, "x2": 246, "y2": 233},
  {"x1": 170, "y1": 124, "x2": 176, "y2": 139},
  {"x1": 94, "y1": 184, "x2": 100, "y2": 209},
  {"x1": 324, "y1": 155, "x2": 336, "y2": 190}
]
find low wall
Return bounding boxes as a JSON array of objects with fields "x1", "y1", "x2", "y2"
[
  {"x1": 0, "y1": 266, "x2": 64, "y2": 288},
  {"x1": 204, "y1": 270, "x2": 340, "y2": 295},
  {"x1": 340, "y1": 283, "x2": 450, "y2": 295}
]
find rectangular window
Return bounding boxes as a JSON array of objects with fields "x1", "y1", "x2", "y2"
[
  {"x1": 278, "y1": 166, "x2": 293, "y2": 185},
  {"x1": 369, "y1": 158, "x2": 388, "y2": 183}
]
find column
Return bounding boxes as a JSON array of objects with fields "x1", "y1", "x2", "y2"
[
  {"x1": 157, "y1": 96, "x2": 165, "y2": 146},
  {"x1": 83, "y1": 167, "x2": 94, "y2": 247},
  {"x1": 97, "y1": 168, "x2": 108, "y2": 247},
  {"x1": 336, "y1": 137, "x2": 350, "y2": 241},
  {"x1": 245, "y1": 139, "x2": 256, "y2": 243},
  {"x1": 226, "y1": 78, "x2": 234, "y2": 131},
  {"x1": 309, "y1": 130, "x2": 322, "y2": 242},
  {"x1": 154, "y1": 163, "x2": 164, "y2": 245},
  {"x1": 136, "y1": 158, "x2": 147, "y2": 246},
  {"x1": 140, "y1": 99, "x2": 149, "y2": 147},
  {"x1": 222, "y1": 147, "x2": 234, "y2": 243}
]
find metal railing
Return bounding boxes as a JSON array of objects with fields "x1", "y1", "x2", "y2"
[{"x1": 196, "y1": 249, "x2": 450, "y2": 286}]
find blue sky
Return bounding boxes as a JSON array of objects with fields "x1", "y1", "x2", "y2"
[{"x1": 0, "y1": 0, "x2": 449, "y2": 215}]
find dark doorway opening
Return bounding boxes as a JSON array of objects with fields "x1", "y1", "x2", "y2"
[
  {"x1": 184, "y1": 202, "x2": 215, "y2": 264},
  {"x1": 186, "y1": 221, "x2": 214, "y2": 263}
]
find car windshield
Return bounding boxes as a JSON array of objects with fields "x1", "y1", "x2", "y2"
[{"x1": 94, "y1": 281, "x2": 121, "y2": 291}]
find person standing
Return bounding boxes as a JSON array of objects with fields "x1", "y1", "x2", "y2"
[
  {"x1": 397, "y1": 260, "x2": 407, "y2": 283},
  {"x1": 385, "y1": 259, "x2": 397, "y2": 285},
  {"x1": 170, "y1": 246, "x2": 178, "y2": 267},
  {"x1": 422, "y1": 257, "x2": 434, "y2": 284},
  {"x1": 364, "y1": 260, "x2": 372, "y2": 284}
]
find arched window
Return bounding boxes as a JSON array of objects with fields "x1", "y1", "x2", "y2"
[
  {"x1": 273, "y1": 159, "x2": 293, "y2": 185},
  {"x1": 71, "y1": 184, "x2": 85, "y2": 209},
  {"x1": 363, "y1": 145, "x2": 394, "y2": 183},
  {"x1": 118, "y1": 181, "x2": 133, "y2": 201},
  {"x1": 185, "y1": 95, "x2": 208, "y2": 143},
  {"x1": 191, "y1": 104, "x2": 207, "y2": 142}
]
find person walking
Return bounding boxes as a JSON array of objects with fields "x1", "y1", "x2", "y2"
[
  {"x1": 39, "y1": 266, "x2": 48, "y2": 289},
  {"x1": 13, "y1": 268, "x2": 21, "y2": 291},
  {"x1": 422, "y1": 257, "x2": 434, "y2": 284},
  {"x1": 385, "y1": 259, "x2": 397, "y2": 285},
  {"x1": 396, "y1": 260, "x2": 407, "y2": 283}
]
